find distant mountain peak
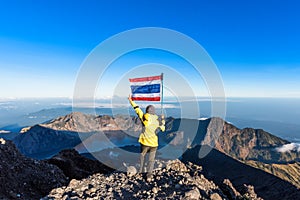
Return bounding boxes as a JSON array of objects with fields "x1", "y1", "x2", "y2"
[
  {"x1": 203, "y1": 118, "x2": 297, "y2": 163},
  {"x1": 37, "y1": 112, "x2": 121, "y2": 132}
]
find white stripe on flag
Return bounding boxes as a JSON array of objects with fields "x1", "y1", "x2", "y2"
[
  {"x1": 131, "y1": 93, "x2": 160, "y2": 98},
  {"x1": 129, "y1": 79, "x2": 161, "y2": 86}
]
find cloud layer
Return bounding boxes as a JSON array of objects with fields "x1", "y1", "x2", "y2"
[{"x1": 276, "y1": 143, "x2": 300, "y2": 153}]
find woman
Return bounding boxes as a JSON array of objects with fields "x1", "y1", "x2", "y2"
[{"x1": 128, "y1": 95, "x2": 165, "y2": 180}]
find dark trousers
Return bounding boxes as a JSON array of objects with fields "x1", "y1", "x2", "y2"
[{"x1": 139, "y1": 144, "x2": 157, "y2": 174}]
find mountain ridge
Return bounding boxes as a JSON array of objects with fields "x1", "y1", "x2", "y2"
[{"x1": 12, "y1": 112, "x2": 300, "y2": 189}]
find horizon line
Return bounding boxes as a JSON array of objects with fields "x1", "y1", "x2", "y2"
[{"x1": 1, "y1": 96, "x2": 300, "y2": 100}]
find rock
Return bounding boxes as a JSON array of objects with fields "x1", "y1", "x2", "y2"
[
  {"x1": 158, "y1": 162, "x2": 164, "y2": 168},
  {"x1": 42, "y1": 158, "x2": 265, "y2": 200},
  {"x1": 221, "y1": 179, "x2": 241, "y2": 199},
  {"x1": 184, "y1": 188, "x2": 201, "y2": 200},
  {"x1": 69, "y1": 179, "x2": 80, "y2": 187},
  {"x1": 90, "y1": 187, "x2": 97, "y2": 193},
  {"x1": 210, "y1": 193, "x2": 222, "y2": 200},
  {"x1": 55, "y1": 188, "x2": 64, "y2": 194},
  {"x1": 0, "y1": 138, "x2": 6, "y2": 144},
  {"x1": 166, "y1": 159, "x2": 189, "y2": 172},
  {"x1": 242, "y1": 184, "x2": 263, "y2": 200},
  {"x1": 152, "y1": 187, "x2": 158, "y2": 194},
  {"x1": 175, "y1": 184, "x2": 181, "y2": 189},
  {"x1": 126, "y1": 166, "x2": 137, "y2": 177}
]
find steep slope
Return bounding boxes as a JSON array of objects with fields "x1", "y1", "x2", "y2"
[
  {"x1": 245, "y1": 160, "x2": 300, "y2": 189},
  {"x1": 0, "y1": 138, "x2": 67, "y2": 199},
  {"x1": 181, "y1": 145, "x2": 300, "y2": 200},
  {"x1": 201, "y1": 118, "x2": 299, "y2": 163},
  {"x1": 197, "y1": 118, "x2": 300, "y2": 188},
  {"x1": 13, "y1": 125, "x2": 84, "y2": 159},
  {"x1": 46, "y1": 149, "x2": 114, "y2": 179}
]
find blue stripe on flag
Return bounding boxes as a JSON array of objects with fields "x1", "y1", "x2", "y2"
[{"x1": 131, "y1": 84, "x2": 160, "y2": 94}]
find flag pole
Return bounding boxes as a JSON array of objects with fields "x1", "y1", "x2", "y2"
[{"x1": 161, "y1": 73, "x2": 164, "y2": 116}]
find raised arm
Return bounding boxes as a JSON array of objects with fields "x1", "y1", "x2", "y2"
[{"x1": 128, "y1": 94, "x2": 144, "y2": 120}]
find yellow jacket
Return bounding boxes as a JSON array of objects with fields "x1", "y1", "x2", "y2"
[{"x1": 130, "y1": 100, "x2": 165, "y2": 147}]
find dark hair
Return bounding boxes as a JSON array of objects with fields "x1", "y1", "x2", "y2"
[{"x1": 146, "y1": 105, "x2": 155, "y2": 114}]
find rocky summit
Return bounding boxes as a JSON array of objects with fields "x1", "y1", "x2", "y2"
[
  {"x1": 0, "y1": 137, "x2": 263, "y2": 200},
  {"x1": 43, "y1": 159, "x2": 262, "y2": 200},
  {"x1": 0, "y1": 138, "x2": 67, "y2": 199}
]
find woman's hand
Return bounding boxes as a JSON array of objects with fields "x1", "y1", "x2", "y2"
[{"x1": 128, "y1": 94, "x2": 132, "y2": 101}]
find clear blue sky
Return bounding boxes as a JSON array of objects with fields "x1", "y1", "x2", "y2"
[{"x1": 0, "y1": 0, "x2": 299, "y2": 98}]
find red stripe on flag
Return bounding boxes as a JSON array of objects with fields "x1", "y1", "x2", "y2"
[
  {"x1": 131, "y1": 97, "x2": 161, "y2": 101},
  {"x1": 129, "y1": 75, "x2": 162, "y2": 82}
]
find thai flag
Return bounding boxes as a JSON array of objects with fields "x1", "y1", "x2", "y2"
[{"x1": 129, "y1": 74, "x2": 163, "y2": 101}]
